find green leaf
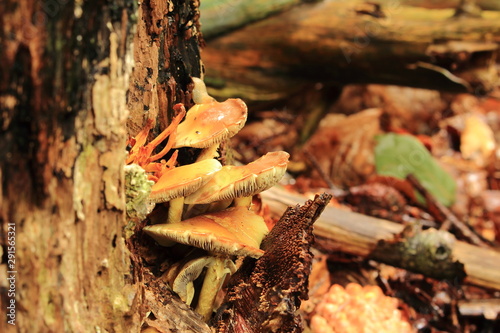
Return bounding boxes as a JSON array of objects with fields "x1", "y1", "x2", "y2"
[{"x1": 374, "y1": 133, "x2": 456, "y2": 206}]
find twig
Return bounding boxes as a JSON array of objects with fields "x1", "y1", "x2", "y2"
[
  {"x1": 303, "y1": 149, "x2": 338, "y2": 190},
  {"x1": 406, "y1": 174, "x2": 489, "y2": 248}
]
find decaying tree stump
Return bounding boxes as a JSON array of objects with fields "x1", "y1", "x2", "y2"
[
  {"x1": 0, "y1": 0, "x2": 206, "y2": 331},
  {"x1": 0, "y1": 1, "x2": 334, "y2": 331}
]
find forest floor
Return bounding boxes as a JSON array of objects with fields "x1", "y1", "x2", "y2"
[{"x1": 231, "y1": 84, "x2": 500, "y2": 333}]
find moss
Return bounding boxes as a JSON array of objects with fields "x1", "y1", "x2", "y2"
[{"x1": 370, "y1": 227, "x2": 466, "y2": 281}]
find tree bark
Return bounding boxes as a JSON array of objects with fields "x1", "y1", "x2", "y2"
[
  {"x1": 215, "y1": 194, "x2": 332, "y2": 333},
  {"x1": 0, "y1": 0, "x2": 206, "y2": 332},
  {"x1": 201, "y1": 0, "x2": 500, "y2": 104}
]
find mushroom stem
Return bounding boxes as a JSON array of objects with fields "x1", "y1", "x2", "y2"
[
  {"x1": 196, "y1": 143, "x2": 220, "y2": 162},
  {"x1": 169, "y1": 255, "x2": 215, "y2": 306},
  {"x1": 233, "y1": 196, "x2": 253, "y2": 208},
  {"x1": 195, "y1": 256, "x2": 232, "y2": 322},
  {"x1": 207, "y1": 198, "x2": 233, "y2": 213},
  {"x1": 192, "y1": 77, "x2": 216, "y2": 104},
  {"x1": 167, "y1": 197, "x2": 185, "y2": 224}
]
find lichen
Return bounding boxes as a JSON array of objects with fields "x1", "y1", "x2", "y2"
[
  {"x1": 73, "y1": 143, "x2": 96, "y2": 221},
  {"x1": 124, "y1": 164, "x2": 155, "y2": 223}
]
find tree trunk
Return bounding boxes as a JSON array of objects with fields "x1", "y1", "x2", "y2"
[{"x1": 0, "y1": 0, "x2": 206, "y2": 332}]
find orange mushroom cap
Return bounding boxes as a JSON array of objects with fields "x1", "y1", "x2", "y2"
[
  {"x1": 143, "y1": 207, "x2": 268, "y2": 258},
  {"x1": 184, "y1": 151, "x2": 290, "y2": 205},
  {"x1": 149, "y1": 159, "x2": 222, "y2": 203},
  {"x1": 174, "y1": 98, "x2": 248, "y2": 149}
]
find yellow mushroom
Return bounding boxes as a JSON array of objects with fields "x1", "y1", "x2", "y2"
[
  {"x1": 165, "y1": 256, "x2": 223, "y2": 306},
  {"x1": 143, "y1": 206, "x2": 269, "y2": 321},
  {"x1": 174, "y1": 78, "x2": 248, "y2": 161},
  {"x1": 185, "y1": 151, "x2": 290, "y2": 208},
  {"x1": 149, "y1": 159, "x2": 222, "y2": 223}
]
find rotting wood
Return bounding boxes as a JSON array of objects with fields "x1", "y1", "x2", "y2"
[
  {"x1": 200, "y1": 0, "x2": 302, "y2": 39},
  {"x1": 396, "y1": 0, "x2": 500, "y2": 11},
  {"x1": 458, "y1": 298, "x2": 500, "y2": 319},
  {"x1": 0, "y1": 1, "x2": 137, "y2": 331},
  {"x1": 127, "y1": 0, "x2": 203, "y2": 136},
  {"x1": 214, "y1": 193, "x2": 332, "y2": 333},
  {"x1": 261, "y1": 187, "x2": 500, "y2": 290},
  {"x1": 202, "y1": 0, "x2": 500, "y2": 104},
  {"x1": 370, "y1": 226, "x2": 467, "y2": 281},
  {"x1": 143, "y1": 289, "x2": 211, "y2": 333}
]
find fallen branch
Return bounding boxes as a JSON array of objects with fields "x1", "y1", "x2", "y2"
[
  {"x1": 201, "y1": 0, "x2": 500, "y2": 41},
  {"x1": 261, "y1": 187, "x2": 500, "y2": 290},
  {"x1": 203, "y1": 0, "x2": 500, "y2": 104},
  {"x1": 398, "y1": 0, "x2": 500, "y2": 11}
]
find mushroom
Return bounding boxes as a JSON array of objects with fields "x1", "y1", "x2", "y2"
[
  {"x1": 191, "y1": 77, "x2": 215, "y2": 104},
  {"x1": 144, "y1": 207, "x2": 266, "y2": 257},
  {"x1": 174, "y1": 78, "x2": 248, "y2": 161},
  {"x1": 164, "y1": 255, "x2": 233, "y2": 306},
  {"x1": 150, "y1": 158, "x2": 222, "y2": 223},
  {"x1": 143, "y1": 206, "x2": 269, "y2": 321},
  {"x1": 185, "y1": 151, "x2": 290, "y2": 209},
  {"x1": 170, "y1": 256, "x2": 236, "y2": 307}
]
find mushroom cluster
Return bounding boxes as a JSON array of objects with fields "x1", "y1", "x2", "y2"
[
  {"x1": 126, "y1": 77, "x2": 290, "y2": 321},
  {"x1": 311, "y1": 283, "x2": 414, "y2": 333}
]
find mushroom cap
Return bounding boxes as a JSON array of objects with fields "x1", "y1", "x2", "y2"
[
  {"x1": 143, "y1": 207, "x2": 268, "y2": 258},
  {"x1": 149, "y1": 159, "x2": 222, "y2": 203},
  {"x1": 173, "y1": 98, "x2": 248, "y2": 149},
  {"x1": 184, "y1": 151, "x2": 290, "y2": 205}
]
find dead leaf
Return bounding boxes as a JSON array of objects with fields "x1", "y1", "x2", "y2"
[{"x1": 460, "y1": 114, "x2": 496, "y2": 167}]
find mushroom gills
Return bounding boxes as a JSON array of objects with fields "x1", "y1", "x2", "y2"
[
  {"x1": 143, "y1": 207, "x2": 268, "y2": 258},
  {"x1": 184, "y1": 151, "x2": 290, "y2": 208}
]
